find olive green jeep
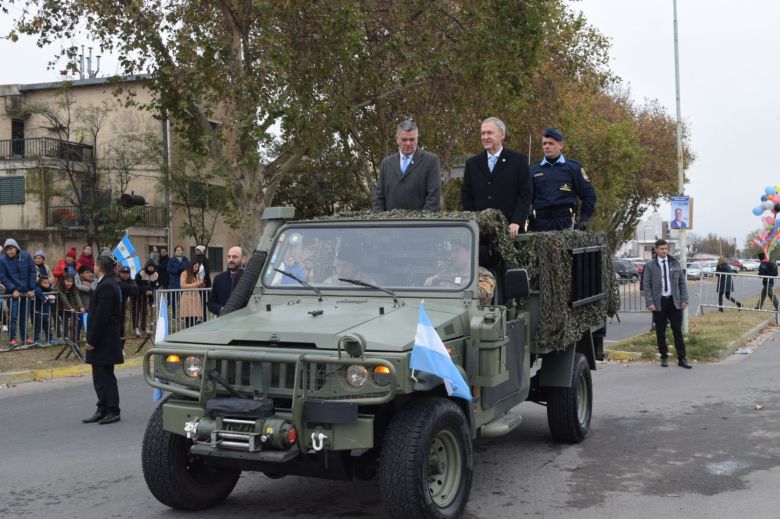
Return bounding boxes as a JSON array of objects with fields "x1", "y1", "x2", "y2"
[{"x1": 141, "y1": 208, "x2": 609, "y2": 518}]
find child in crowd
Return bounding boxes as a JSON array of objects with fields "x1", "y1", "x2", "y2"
[
  {"x1": 33, "y1": 276, "x2": 56, "y2": 345},
  {"x1": 56, "y1": 273, "x2": 85, "y2": 343}
]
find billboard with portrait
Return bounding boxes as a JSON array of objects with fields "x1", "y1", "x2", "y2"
[{"x1": 670, "y1": 195, "x2": 692, "y2": 230}]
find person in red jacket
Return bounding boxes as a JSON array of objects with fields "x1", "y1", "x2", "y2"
[
  {"x1": 53, "y1": 247, "x2": 78, "y2": 279},
  {"x1": 76, "y1": 245, "x2": 95, "y2": 272}
]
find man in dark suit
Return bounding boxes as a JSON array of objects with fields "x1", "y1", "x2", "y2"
[
  {"x1": 82, "y1": 255, "x2": 124, "y2": 424},
  {"x1": 208, "y1": 246, "x2": 244, "y2": 316},
  {"x1": 461, "y1": 117, "x2": 532, "y2": 237},
  {"x1": 372, "y1": 120, "x2": 441, "y2": 212}
]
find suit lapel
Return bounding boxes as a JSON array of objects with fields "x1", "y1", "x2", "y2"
[{"x1": 477, "y1": 151, "x2": 490, "y2": 177}]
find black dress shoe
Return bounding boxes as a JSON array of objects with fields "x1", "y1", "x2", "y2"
[
  {"x1": 678, "y1": 360, "x2": 692, "y2": 369},
  {"x1": 660, "y1": 358, "x2": 668, "y2": 367},
  {"x1": 98, "y1": 414, "x2": 121, "y2": 425},
  {"x1": 82, "y1": 411, "x2": 106, "y2": 424}
]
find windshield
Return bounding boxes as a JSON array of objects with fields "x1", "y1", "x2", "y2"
[{"x1": 262, "y1": 224, "x2": 475, "y2": 292}]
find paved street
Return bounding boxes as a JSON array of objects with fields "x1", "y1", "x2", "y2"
[{"x1": 2, "y1": 328, "x2": 780, "y2": 519}]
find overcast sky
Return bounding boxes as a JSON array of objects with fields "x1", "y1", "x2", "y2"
[{"x1": 1, "y1": 2, "x2": 777, "y2": 246}]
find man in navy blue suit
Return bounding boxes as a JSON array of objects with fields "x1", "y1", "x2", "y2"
[{"x1": 208, "y1": 246, "x2": 244, "y2": 316}]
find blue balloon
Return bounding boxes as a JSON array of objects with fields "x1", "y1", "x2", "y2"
[
  {"x1": 762, "y1": 195, "x2": 768, "y2": 202},
  {"x1": 754, "y1": 206, "x2": 765, "y2": 216},
  {"x1": 766, "y1": 186, "x2": 777, "y2": 195}
]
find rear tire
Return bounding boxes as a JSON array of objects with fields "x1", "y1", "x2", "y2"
[
  {"x1": 142, "y1": 401, "x2": 241, "y2": 510},
  {"x1": 379, "y1": 398, "x2": 472, "y2": 518},
  {"x1": 546, "y1": 353, "x2": 592, "y2": 444}
]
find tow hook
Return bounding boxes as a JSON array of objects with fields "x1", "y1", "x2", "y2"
[
  {"x1": 311, "y1": 431, "x2": 329, "y2": 452},
  {"x1": 184, "y1": 419, "x2": 200, "y2": 440}
]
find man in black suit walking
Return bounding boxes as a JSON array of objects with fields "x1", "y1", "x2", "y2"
[
  {"x1": 82, "y1": 255, "x2": 124, "y2": 424},
  {"x1": 461, "y1": 117, "x2": 532, "y2": 237},
  {"x1": 208, "y1": 246, "x2": 244, "y2": 316}
]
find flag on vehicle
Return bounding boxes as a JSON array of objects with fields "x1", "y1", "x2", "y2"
[
  {"x1": 409, "y1": 301, "x2": 471, "y2": 401},
  {"x1": 153, "y1": 295, "x2": 169, "y2": 402},
  {"x1": 113, "y1": 234, "x2": 136, "y2": 263}
]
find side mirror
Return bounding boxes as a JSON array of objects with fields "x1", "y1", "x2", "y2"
[{"x1": 504, "y1": 268, "x2": 530, "y2": 299}]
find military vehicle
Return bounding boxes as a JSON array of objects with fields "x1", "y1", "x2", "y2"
[{"x1": 141, "y1": 208, "x2": 610, "y2": 518}]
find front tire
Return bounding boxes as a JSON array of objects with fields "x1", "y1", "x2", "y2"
[
  {"x1": 142, "y1": 401, "x2": 241, "y2": 510},
  {"x1": 546, "y1": 353, "x2": 592, "y2": 443},
  {"x1": 379, "y1": 398, "x2": 473, "y2": 518}
]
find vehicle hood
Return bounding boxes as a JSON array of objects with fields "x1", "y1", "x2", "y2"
[{"x1": 163, "y1": 297, "x2": 465, "y2": 352}]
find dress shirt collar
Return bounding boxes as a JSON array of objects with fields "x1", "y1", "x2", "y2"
[
  {"x1": 487, "y1": 147, "x2": 503, "y2": 161},
  {"x1": 540, "y1": 153, "x2": 566, "y2": 166}
]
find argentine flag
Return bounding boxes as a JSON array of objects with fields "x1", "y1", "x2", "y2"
[
  {"x1": 121, "y1": 256, "x2": 143, "y2": 278},
  {"x1": 113, "y1": 235, "x2": 136, "y2": 263},
  {"x1": 410, "y1": 302, "x2": 472, "y2": 401},
  {"x1": 153, "y1": 295, "x2": 169, "y2": 402}
]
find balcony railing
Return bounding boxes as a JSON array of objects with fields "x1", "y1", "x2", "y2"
[
  {"x1": 0, "y1": 137, "x2": 94, "y2": 163},
  {"x1": 47, "y1": 205, "x2": 169, "y2": 228}
]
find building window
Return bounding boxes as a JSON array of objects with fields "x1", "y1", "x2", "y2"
[{"x1": 0, "y1": 176, "x2": 25, "y2": 204}]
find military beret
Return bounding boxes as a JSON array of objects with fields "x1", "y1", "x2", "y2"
[{"x1": 543, "y1": 128, "x2": 564, "y2": 141}]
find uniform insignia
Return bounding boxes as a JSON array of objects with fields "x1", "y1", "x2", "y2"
[
  {"x1": 560, "y1": 183, "x2": 572, "y2": 192},
  {"x1": 581, "y1": 168, "x2": 590, "y2": 181},
  {"x1": 534, "y1": 172, "x2": 543, "y2": 177}
]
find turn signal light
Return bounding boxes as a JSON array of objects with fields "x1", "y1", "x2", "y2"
[
  {"x1": 372, "y1": 365, "x2": 392, "y2": 386},
  {"x1": 165, "y1": 354, "x2": 181, "y2": 371}
]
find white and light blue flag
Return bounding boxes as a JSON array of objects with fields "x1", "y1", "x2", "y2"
[
  {"x1": 409, "y1": 301, "x2": 472, "y2": 401},
  {"x1": 113, "y1": 235, "x2": 136, "y2": 262},
  {"x1": 153, "y1": 295, "x2": 169, "y2": 402},
  {"x1": 121, "y1": 256, "x2": 143, "y2": 278}
]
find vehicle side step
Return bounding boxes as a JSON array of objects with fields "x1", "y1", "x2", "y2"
[{"x1": 480, "y1": 411, "x2": 523, "y2": 439}]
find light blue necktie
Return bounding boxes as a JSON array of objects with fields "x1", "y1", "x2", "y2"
[
  {"x1": 401, "y1": 155, "x2": 410, "y2": 175},
  {"x1": 488, "y1": 154, "x2": 497, "y2": 173}
]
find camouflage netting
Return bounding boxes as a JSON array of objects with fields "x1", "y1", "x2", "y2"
[{"x1": 315, "y1": 209, "x2": 617, "y2": 353}]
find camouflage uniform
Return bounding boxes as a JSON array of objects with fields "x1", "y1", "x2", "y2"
[{"x1": 429, "y1": 266, "x2": 495, "y2": 306}]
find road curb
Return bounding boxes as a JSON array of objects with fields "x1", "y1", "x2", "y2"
[
  {"x1": 604, "y1": 350, "x2": 644, "y2": 361},
  {"x1": 718, "y1": 318, "x2": 776, "y2": 360},
  {"x1": 0, "y1": 356, "x2": 144, "y2": 385}
]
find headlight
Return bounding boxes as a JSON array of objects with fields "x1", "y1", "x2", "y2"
[
  {"x1": 346, "y1": 365, "x2": 369, "y2": 387},
  {"x1": 165, "y1": 354, "x2": 181, "y2": 372},
  {"x1": 372, "y1": 365, "x2": 392, "y2": 386},
  {"x1": 183, "y1": 356, "x2": 203, "y2": 378}
]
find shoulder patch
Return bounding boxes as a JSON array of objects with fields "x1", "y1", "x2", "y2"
[{"x1": 581, "y1": 168, "x2": 590, "y2": 182}]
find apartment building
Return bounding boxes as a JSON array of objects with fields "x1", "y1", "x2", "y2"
[{"x1": 0, "y1": 76, "x2": 239, "y2": 272}]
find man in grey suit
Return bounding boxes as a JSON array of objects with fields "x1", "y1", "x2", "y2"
[
  {"x1": 642, "y1": 239, "x2": 692, "y2": 369},
  {"x1": 372, "y1": 120, "x2": 441, "y2": 212}
]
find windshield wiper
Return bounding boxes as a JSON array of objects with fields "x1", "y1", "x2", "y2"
[
  {"x1": 274, "y1": 268, "x2": 323, "y2": 301},
  {"x1": 338, "y1": 278, "x2": 399, "y2": 304}
]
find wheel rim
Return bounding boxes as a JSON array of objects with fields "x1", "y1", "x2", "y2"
[
  {"x1": 576, "y1": 372, "x2": 590, "y2": 426},
  {"x1": 427, "y1": 429, "x2": 463, "y2": 508}
]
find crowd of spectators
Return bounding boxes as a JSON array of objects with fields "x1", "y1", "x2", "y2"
[{"x1": 0, "y1": 239, "x2": 243, "y2": 350}]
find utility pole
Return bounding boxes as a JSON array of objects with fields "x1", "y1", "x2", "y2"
[{"x1": 673, "y1": 0, "x2": 688, "y2": 332}]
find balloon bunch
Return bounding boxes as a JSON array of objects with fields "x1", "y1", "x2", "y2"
[{"x1": 751, "y1": 185, "x2": 780, "y2": 254}]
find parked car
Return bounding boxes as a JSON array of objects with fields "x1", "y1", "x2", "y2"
[
  {"x1": 701, "y1": 261, "x2": 717, "y2": 277},
  {"x1": 728, "y1": 258, "x2": 745, "y2": 272},
  {"x1": 741, "y1": 259, "x2": 759, "y2": 271},
  {"x1": 631, "y1": 260, "x2": 645, "y2": 275},
  {"x1": 686, "y1": 262, "x2": 704, "y2": 280},
  {"x1": 612, "y1": 259, "x2": 639, "y2": 282}
]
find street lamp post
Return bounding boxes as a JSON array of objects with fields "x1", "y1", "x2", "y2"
[{"x1": 673, "y1": 0, "x2": 688, "y2": 332}]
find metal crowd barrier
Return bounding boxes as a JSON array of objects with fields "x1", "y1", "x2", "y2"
[
  {"x1": 0, "y1": 291, "x2": 74, "y2": 353},
  {"x1": 154, "y1": 288, "x2": 215, "y2": 336},
  {"x1": 697, "y1": 271, "x2": 779, "y2": 323}
]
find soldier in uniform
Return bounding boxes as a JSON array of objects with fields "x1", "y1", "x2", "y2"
[
  {"x1": 425, "y1": 240, "x2": 495, "y2": 305},
  {"x1": 530, "y1": 128, "x2": 596, "y2": 231}
]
